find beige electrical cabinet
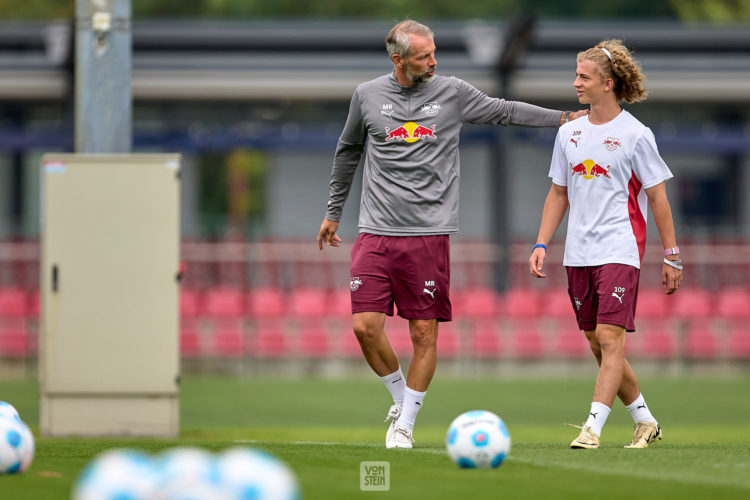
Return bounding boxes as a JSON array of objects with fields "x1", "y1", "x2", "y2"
[{"x1": 40, "y1": 154, "x2": 181, "y2": 436}]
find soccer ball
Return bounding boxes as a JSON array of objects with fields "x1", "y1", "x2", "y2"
[
  {"x1": 153, "y1": 447, "x2": 223, "y2": 500},
  {"x1": 0, "y1": 416, "x2": 34, "y2": 474},
  {"x1": 73, "y1": 449, "x2": 158, "y2": 500},
  {"x1": 215, "y1": 447, "x2": 300, "y2": 500},
  {"x1": 446, "y1": 410, "x2": 511, "y2": 469},
  {"x1": 0, "y1": 401, "x2": 20, "y2": 421}
]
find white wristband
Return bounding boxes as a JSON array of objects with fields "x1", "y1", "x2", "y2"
[{"x1": 663, "y1": 258, "x2": 683, "y2": 271}]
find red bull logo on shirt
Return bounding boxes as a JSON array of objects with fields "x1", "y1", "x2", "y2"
[
  {"x1": 570, "y1": 159, "x2": 611, "y2": 180},
  {"x1": 385, "y1": 122, "x2": 437, "y2": 143}
]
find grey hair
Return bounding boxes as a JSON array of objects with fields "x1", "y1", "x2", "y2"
[{"x1": 385, "y1": 20, "x2": 434, "y2": 58}]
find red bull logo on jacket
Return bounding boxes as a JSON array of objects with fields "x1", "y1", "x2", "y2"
[
  {"x1": 385, "y1": 122, "x2": 437, "y2": 143},
  {"x1": 570, "y1": 159, "x2": 611, "y2": 180}
]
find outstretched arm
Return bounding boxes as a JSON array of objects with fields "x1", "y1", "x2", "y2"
[
  {"x1": 646, "y1": 182, "x2": 682, "y2": 294},
  {"x1": 529, "y1": 183, "x2": 568, "y2": 278}
]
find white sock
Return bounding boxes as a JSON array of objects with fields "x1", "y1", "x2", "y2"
[
  {"x1": 379, "y1": 367, "x2": 405, "y2": 406},
  {"x1": 625, "y1": 393, "x2": 657, "y2": 424},
  {"x1": 584, "y1": 402, "x2": 611, "y2": 437},
  {"x1": 398, "y1": 386, "x2": 426, "y2": 433}
]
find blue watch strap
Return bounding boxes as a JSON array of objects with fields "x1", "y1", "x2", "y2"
[{"x1": 532, "y1": 243, "x2": 547, "y2": 252}]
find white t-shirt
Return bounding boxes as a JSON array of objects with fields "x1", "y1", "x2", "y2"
[{"x1": 549, "y1": 110, "x2": 673, "y2": 269}]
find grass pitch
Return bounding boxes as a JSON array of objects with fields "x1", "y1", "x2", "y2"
[{"x1": 1, "y1": 374, "x2": 749, "y2": 499}]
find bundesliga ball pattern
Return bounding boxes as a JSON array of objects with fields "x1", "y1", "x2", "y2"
[
  {"x1": 216, "y1": 447, "x2": 300, "y2": 500},
  {"x1": 446, "y1": 410, "x2": 511, "y2": 469},
  {"x1": 0, "y1": 416, "x2": 35, "y2": 474}
]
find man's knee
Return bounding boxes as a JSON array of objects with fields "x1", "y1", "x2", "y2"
[
  {"x1": 409, "y1": 320, "x2": 438, "y2": 348},
  {"x1": 595, "y1": 324, "x2": 625, "y2": 353},
  {"x1": 352, "y1": 315, "x2": 385, "y2": 345}
]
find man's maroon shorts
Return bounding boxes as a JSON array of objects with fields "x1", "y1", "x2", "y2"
[
  {"x1": 349, "y1": 233, "x2": 452, "y2": 321},
  {"x1": 565, "y1": 264, "x2": 640, "y2": 332}
]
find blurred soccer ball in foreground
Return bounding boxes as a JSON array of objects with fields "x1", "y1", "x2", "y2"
[
  {"x1": 446, "y1": 410, "x2": 511, "y2": 469},
  {"x1": 0, "y1": 400, "x2": 20, "y2": 421},
  {"x1": 216, "y1": 447, "x2": 301, "y2": 500},
  {"x1": 73, "y1": 449, "x2": 158, "y2": 500},
  {"x1": 153, "y1": 446, "x2": 222, "y2": 499},
  {"x1": 74, "y1": 446, "x2": 300, "y2": 500},
  {"x1": 0, "y1": 416, "x2": 34, "y2": 474}
]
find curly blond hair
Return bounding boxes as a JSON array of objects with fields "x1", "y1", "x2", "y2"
[{"x1": 577, "y1": 39, "x2": 647, "y2": 104}]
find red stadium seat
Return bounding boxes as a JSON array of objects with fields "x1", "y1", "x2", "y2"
[
  {"x1": 510, "y1": 320, "x2": 545, "y2": 358},
  {"x1": 180, "y1": 288, "x2": 201, "y2": 318},
  {"x1": 0, "y1": 318, "x2": 28, "y2": 357},
  {"x1": 437, "y1": 322, "x2": 459, "y2": 358},
  {"x1": 211, "y1": 325, "x2": 245, "y2": 357},
  {"x1": 341, "y1": 330, "x2": 363, "y2": 357},
  {"x1": 636, "y1": 288, "x2": 671, "y2": 319},
  {"x1": 28, "y1": 290, "x2": 40, "y2": 319},
  {"x1": 684, "y1": 320, "x2": 718, "y2": 359},
  {"x1": 288, "y1": 288, "x2": 327, "y2": 318},
  {"x1": 179, "y1": 329, "x2": 202, "y2": 358},
  {"x1": 543, "y1": 288, "x2": 573, "y2": 318},
  {"x1": 202, "y1": 287, "x2": 245, "y2": 318},
  {"x1": 726, "y1": 321, "x2": 750, "y2": 359},
  {"x1": 247, "y1": 287, "x2": 285, "y2": 319},
  {"x1": 330, "y1": 288, "x2": 351, "y2": 317},
  {"x1": 468, "y1": 320, "x2": 502, "y2": 358},
  {"x1": 385, "y1": 316, "x2": 413, "y2": 357},
  {"x1": 503, "y1": 288, "x2": 542, "y2": 319},
  {"x1": 0, "y1": 288, "x2": 27, "y2": 318},
  {"x1": 553, "y1": 324, "x2": 589, "y2": 358},
  {"x1": 715, "y1": 287, "x2": 750, "y2": 319},
  {"x1": 671, "y1": 288, "x2": 713, "y2": 319},
  {"x1": 454, "y1": 287, "x2": 499, "y2": 318},
  {"x1": 254, "y1": 324, "x2": 288, "y2": 358},
  {"x1": 638, "y1": 321, "x2": 676, "y2": 358},
  {"x1": 298, "y1": 325, "x2": 330, "y2": 357}
]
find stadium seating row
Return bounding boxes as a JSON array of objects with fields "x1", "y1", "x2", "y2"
[
  {"x1": 1, "y1": 286, "x2": 748, "y2": 320},
  {"x1": 175, "y1": 317, "x2": 750, "y2": 360}
]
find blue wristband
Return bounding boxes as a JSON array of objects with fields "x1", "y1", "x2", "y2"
[{"x1": 532, "y1": 243, "x2": 547, "y2": 252}]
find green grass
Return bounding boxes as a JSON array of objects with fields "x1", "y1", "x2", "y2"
[{"x1": 1, "y1": 375, "x2": 749, "y2": 499}]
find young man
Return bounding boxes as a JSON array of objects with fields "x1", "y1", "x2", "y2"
[
  {"x1": 529, "y1": 40, "x2": 682, "y2": 449},
  {"x1": 318, "y1": 19, "x2": 586, "y2": 449}
]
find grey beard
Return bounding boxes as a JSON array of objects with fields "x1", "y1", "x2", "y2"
[{"x1": 407, "y1": 68, "x2": 435, "y2": 84}]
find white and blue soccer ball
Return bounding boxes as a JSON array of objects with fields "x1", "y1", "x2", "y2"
[
  {"x1": 215, "y1": 447, "x2": 300, "y2": 500},
  {"x1": 0, "y1": 416, "x2": 34, "y2": 474},
  {"x1": 0, "y1": 401, "x2": 20, "y2": 421},
  {"x1": 446, "y1": 410, "x2": 511, "y2": 469},
  {"x1": 73, "y1": 449, "x2": 158, "y2": 500},
  {"x1": 153, "y1": 447, "x2": 223, "y2": 500}
]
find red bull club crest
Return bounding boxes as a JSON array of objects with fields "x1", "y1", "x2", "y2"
[
  {"x1": 385, "y1": 122, "x2": 437, "y2": 143},
  {"x1": 570, "y1": 159, "x2": 611, "y2": 180}
]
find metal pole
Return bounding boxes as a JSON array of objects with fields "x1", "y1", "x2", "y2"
[{"x1": 75, "y1": 0, "x2": 131, "y2": 153}]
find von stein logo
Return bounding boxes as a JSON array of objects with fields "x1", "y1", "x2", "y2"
[
  {"x1": 360, "y1": 461, "x2": 390, "y2": 491},
  {"x1": 385, "y1": 122, "x2": 437, "y2": 142},
  {"x1": 570, "y1": 159, "x2": 611, "y2": 180}
]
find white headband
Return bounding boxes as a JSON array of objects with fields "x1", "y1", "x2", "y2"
[{"x1": 600, "y1": 47, "x2": 613, "y2": 61}]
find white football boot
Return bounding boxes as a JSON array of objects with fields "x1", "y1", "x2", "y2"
[
  {"x1": 384, "y1": 404, "x2": 401, "y2": 447},
  {"x1": 386, "y1": 424, "x2": 413, "y2": 449}
]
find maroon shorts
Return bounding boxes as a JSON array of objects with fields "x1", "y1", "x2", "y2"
[
  {"x1": 565, "y1": 264, "x2": 640, "y2": 332},
  {"x1": 349, "y1": 233, "x2": 452, "y2": 321}
]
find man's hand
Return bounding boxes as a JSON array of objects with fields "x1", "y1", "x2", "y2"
[
  {"x1": 529, "y1": 247, "x2": 547, "y2": 278},
  {"x1": 569, "y1": 109, "x2": 589, "y2": 120},
  {"x1": 317, "y1": 218, "x2": 342, "y2": 250},
  {"x1": 561, "y1": 109, "x2": 590, "y2": 125},
  {"x1": 662, "y1": 261, "x2": 682, "y2": 295}
]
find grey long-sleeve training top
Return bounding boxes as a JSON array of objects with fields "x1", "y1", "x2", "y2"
[{"x1": 325, "y1": 72, "x2": 562, "y2": 236}]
